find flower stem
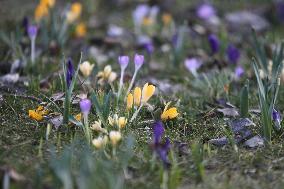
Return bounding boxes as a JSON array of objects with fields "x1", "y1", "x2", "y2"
[
  {"x1": 126, "y1": 69, "x2": 138, "y2": 95},
  {"x1": 117, "y1": 70, "x2": 124, "y2": 100},
  {"x1": 31, "y1": 37, "x2": 35, "y2": 65},
  {"x1": 83, "y1": 113, "x2": 91, "y2": 145},
  {"x1": 161, "y1": 170, "x2": 168, "y2": 189},
  {"x1": 130, "y1": 104, "x2": 143, "y2": 122}
]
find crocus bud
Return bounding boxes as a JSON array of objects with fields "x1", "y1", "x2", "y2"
[
  {"x1": 66, "y1": 58, "x2": 74, "y2": 88},
  {"x1": 272, "y1": 108, "x2": 281, "y2": 129},
  {"x1": 109, "y1": 131, "x2": 122, "y2": 146},
  {"x1": 227, "y1": 44, "x2": 240, "y2": 64},
  {"x1": 28, "y1": 25, "x2": 38, "y2": 39},
  {"x1": 134, "y1": 54, "x2": 144, "y2": 70},
  {"x1": 80, "y1": 98, "x2": 92, "y2": 115},
  {"x1": 118, "y1": 56, "x2": 129, "y2": 70},
  {"x1": 208, "y1": 34, "x2": 219, "y2": 54}
]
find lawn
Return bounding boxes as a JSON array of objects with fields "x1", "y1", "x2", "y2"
[{"x1": 0, "y1": 0, "x2": 284, "y2": 189}]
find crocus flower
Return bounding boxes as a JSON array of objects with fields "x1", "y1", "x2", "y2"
[
  {"x1": 28, "y1": 25, "x2": 38, "y2": 64},
  {"x1": 197, "y1": 3, "x2": 216, "y2": 20},
  {"x1": 227, "y1": 44, "x2": 240, "y2": 64},
  {"x1": 66, "y1": 2, "x2": 82, "y2": 23},
  {"x1": 109, "y1": 131, "x2": 122, "y2": 146},
  {"x1": 126, "y1": 54, "x2": 145, "y2": 94},
  {"x1": 184, "y1": 58, "x2": 202, "y2": 76},
  {"x1": 161, "y1": 102, "x2": 179, "y2": 121},
  {"x1": 28, "y1": 105, "x2": 49, "y2": 121},
  {"x1": 276, "y1": 1, "x2": 284, "y2": 22},
  {"x1": 118, "y1": 117, "x2": 127, "y2": 129},
  {"x1": 208, "y1": 34, "x2": 219, "y2": 54},
  {"x1": 66, "y1": 59, "x2": 74, "y2": 88},
  {"x1": 97, "y1": 65, "x2": 117, "y2": 85},
  {"x1": 272, "y1": 108, "x2": 282, "y2": 130},
  {"x1": 141, "y1": 83, "x2": 155, "y2": 103},
  {"x1": 34, "y1": 3, "x2": 49, "y2": 21},
  {"x1": 152, "y1": 121, "x2": 171, "y2": 167},
  {"x1": 79, "y1": 61, "x2": 94, "y2": 78},
  {"x1": 80, "y1": 98, "x2": 92, "y2": 115},
  {"x1": 118, "y1": 56, "x2": 129, "y2": 70},
  {"x1": 75, "y1": 22, "x2": 87, "y2": 38},
  {"x1": 134, "y1": 87, "x2": 142, "y2": 106},
  {"x1": 134, "y1": 54, "x2": 144, "y2": 71},
  {"x1": 234, "y1": 66, "x2": 245, "y2": 79},
  {"x1": 28, "y1": 25, "x2": 38, "y2": 39},
  {"x1": 92, "y1": 136, "x2": 108, "y2": 149},
  {"x1": 127, "y1": 93, "x2": 134, "y2": 110},
  {"x1": 144, "y1": 42, "x2": 154, "y2": 54},
  {"x1": 117, "y1": 56, "x2": 129, "y2": 99}
]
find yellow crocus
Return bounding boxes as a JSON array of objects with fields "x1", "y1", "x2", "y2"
[
  {"x1": 141, "y1": 83, "x2": 155, "y2": 103},
  {"x1": 75, "y1": 113, "x2": 82, "y2": 121},
  {"x1": 34, "y1": 3, "x2": 49, "y2": 21},
  {"x1": 142, "y1": 17, "x2": 153, "y2": 26},
  {"x1": 75, "y1": 22, "x2": 87, "y2": 38},
  {"x1": 161, "y1": 102, "x2": 179, "y2": 120},
  {"x1": 118, "y1": 117, "x2": 127, "y2": 129},
  {"x1": 40, "y1": 0, "x2": 55, "y2": 8},
  {"x1": 66, "y1": 2, "x2": 82, "y2": 23},
  {"x1": 162, "y1": 13, "x2": 172, "y2": 26},
  {"x1": 28, "y1": 110, "x2": 43, "y2": 121},
  {"x1": 133, "y1": 87, "x2": 141, "y2": 106},
  {"x1": 28, "y1": 105, "x2": 49, "y2": 121},
  {"x1": 127, "y1": 93, "x2": 134, "y2": 110}
]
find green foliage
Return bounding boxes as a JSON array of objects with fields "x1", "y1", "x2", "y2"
[
  {"x1": 191, "y1": 142, "x2": 205, "y2": 183},
  {"x1": 49, "y1": 136, "x2": 135, "y2": 189},
  {"x1": 240, "y1": 80, "x2": 249, "y2": 118},
  {"x1": 252, "y1": 31, "x2": 283, "y2": 143},
  {"x1": 90, "y1": 91, "x2": 113, "y2": 126}
]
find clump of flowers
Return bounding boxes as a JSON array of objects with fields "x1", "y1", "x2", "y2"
[
  {"x1": 108, "y1": 114, "x2": 128, "y2": 130},
  {"x1": 28, "y1": 106, "x2": 49, "y2": 121},
  {"x1": 97, "y1": 65, "x2": 117, "y2": 85},
  {"x1": 128, "y1": 83, "x2": 156, "y2": 122}
]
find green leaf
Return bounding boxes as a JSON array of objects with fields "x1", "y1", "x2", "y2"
[{"x1": 240, "y1": 80, "x2": 249, "y2": 118}]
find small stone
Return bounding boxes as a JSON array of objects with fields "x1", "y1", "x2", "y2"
[
  {"x1": 217, "y1": 108, "x2": 239, "y2": 117},
  {"x1": 244, "y1": 136, "x2": 264, "y2": 148}
]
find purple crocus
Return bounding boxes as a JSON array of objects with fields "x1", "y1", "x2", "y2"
[
  {"x1": 144, "y1": 42, "x2": 154, "y2": 54},
  {"x1": 197, "y1": 3, "x2": 216, "y2": 20},
  {"x1": 276, "y1": 1, "x2": 284, "y2": 22},
  {"x1": 66, "y1": 58, "x2": 74, "y2": 89},
  {"x1": 152, "y1": 121, "x2": 171, "y2": 168},
  {"x1": 184, "y1": 58, "x2": 202, "y2": 76},
  {"x1": 27, "y1": 25, "x2": 38, "y2": 39},
  {"x1": 134, "y1": 54, "x2": 144, "y2": 71},
  {"x1": 272, "y1": 108, "x2": 282, "y2": 130},
  {"x1": 118, "y1": 56, "x2": 129, "y2": 70},
  {"x1": 80, "y1": 98, "x2": 92, "y2": 115},
  {"x1": 208, "y1": 34, "x2": 220, "y2": 54},
  {"x1": 234, "y1": 66, "x2": 245, "y2": 79},
  {"x1": 227, "y1": 44, "x2": 240, "y2": 64}
]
